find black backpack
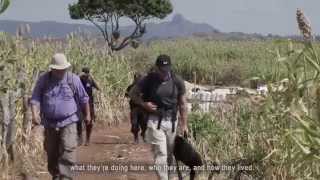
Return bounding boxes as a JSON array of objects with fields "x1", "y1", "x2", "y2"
[{"x1": 141, "y1": 72, "x2": 181, "y2": 132}]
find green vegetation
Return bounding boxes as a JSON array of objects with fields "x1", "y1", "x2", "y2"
[
  {"x1": 187, "y1": 39, "x2": 320, "y2": 179},
  {"x1": 0, "y1": 34, "x2": 133, "y2": 179},
  {"x1": 0, "y1": 0, "x2": 10, "y2": 14},
  {"x1": 129, "y1": 38, "x2": 316, "y2": 85},
  {"x1": 1, "y1": 28, "x2": 320, "y2": 178}
]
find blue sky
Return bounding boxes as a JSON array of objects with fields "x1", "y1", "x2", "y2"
[{"x1": 0, "y1": 0, "x2": 319, "y2": 35}]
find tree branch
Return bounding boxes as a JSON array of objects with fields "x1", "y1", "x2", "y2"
[
  {"x1": 115, "y1": 14, "x2": 120, "y2": 31},
  {"x1": 86, "y1": 16, "x2": 107, "y2": 41},
  {"x1": 102, "y1": 14, "x2": 110, "y2": 44},
  {"x1": 111, "y1": 14, "x2": 115, "y2": 33},
  {"x1": 112, "y1": 18, "x2": 145, "y2": 51}
]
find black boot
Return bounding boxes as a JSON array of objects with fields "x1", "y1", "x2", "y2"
[
  {"x1": 141, "y1": 131, "x2": 146, "y2": 143},
  {"x1": 134, "y1": 133, "x2": 139, "y2": 144},
  {"x1": 52, "y1": 175, "x2": 60, "y2": 180},
  {"x1": 76, "y1": 121, "x2": 83, "y2": 146},
  {"x1": 85, "y1": 124, "x2": 93, "y2": 146}
]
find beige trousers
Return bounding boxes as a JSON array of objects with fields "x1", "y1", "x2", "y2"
[{"x1": 145, "y1": 114, "x2": 177, "y2": 180}]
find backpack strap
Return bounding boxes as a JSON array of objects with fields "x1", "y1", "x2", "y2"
[
  {"x1": 39, "y1": 72, "x2": 52, "y2": 119},
  {"x1": 40, "y1": 71, "x2": 51, "y2": 101},
  {"x1": 156, "y1": 71, "x2": 180, "y2": 133},
  {"x1": 170, "y1": 72, "x2": 179, "y2": 133},
  {"x1": 66, "y1": 72, "x2": 79, "y2": 105},
  {"x1": 66, "y1": 72, "x2": 83, "y2": 120},
  {"x1": 66, "y1": 72, "x2": 76, "y2": 97}
]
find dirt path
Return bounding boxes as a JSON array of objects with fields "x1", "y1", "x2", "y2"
[{"x1": 39, "y1": 121, "x2": 158, "y2": 180}]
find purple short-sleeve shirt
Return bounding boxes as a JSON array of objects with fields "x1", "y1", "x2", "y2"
[{"x1": 31, "y1": 71, "x2": 89, "y2": 128}]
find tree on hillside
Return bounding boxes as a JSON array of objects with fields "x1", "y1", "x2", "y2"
[
  {"x1": 0, "y1": 0, "x2": 10, "y2": 14},
  {"x1": 69, "y1": 0, "x2": 173, "y2": 51}
]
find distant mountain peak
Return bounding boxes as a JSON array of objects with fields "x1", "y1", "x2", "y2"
[
  {"x1": 171, "y1": 14, "x2": 187, "y2": 23},
  {"x1": 0, "y1": 17, "x2": 221, "y2": 40}
]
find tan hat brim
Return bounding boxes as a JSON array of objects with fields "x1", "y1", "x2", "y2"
[{"x1": 49, "y1": 62, "x2": 71, "y2": 70}]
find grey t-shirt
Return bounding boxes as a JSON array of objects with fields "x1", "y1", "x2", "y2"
[{"x1": 139, "y1": 72, "x2": 186, "y2": 108}]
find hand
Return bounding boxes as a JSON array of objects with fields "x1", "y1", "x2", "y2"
[
  {"x1": 84, "y1": 115, "x2": 91, "y2": 126},
  {"x1": 142, "y1": 102, "x2": 157, "y2": 112},
  {"x1": 181, "y1": 123, "x2": 189, "y2": 138}
]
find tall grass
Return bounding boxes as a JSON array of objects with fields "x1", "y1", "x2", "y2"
[
  {"x1": 2, "y1": 20, "x2": 320, "y2": 179},
  {"x1": 0, "y1": 33, "x2": 133, "y2": 179},
  {"x1": 188, "y1": 100, "x2": 267, "y2": 179},
  {"x1": 128, "y1": 38, "x2": 319, "y2": 86},
  {"x1": 186, "y1": 10, "x2": 320, "y2": 179}
]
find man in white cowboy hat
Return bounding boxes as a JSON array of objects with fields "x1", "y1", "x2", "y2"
[{"x1": 30, "y1": 53, "x2": 91, "y2": 180}]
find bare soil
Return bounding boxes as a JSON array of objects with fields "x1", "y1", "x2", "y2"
[{"x1": 38, "y1": 121, "x2": 158, "y2": 180}]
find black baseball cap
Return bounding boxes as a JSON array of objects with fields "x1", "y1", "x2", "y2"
[
  {"x1": 155, "y1": 54, "x2": 171, "y2": 72},
  {"x1": 82, "y1": 67, "x2": 90, "y2": 74}
]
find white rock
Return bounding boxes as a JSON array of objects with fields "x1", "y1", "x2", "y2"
[{"x1": 257, "y1": 85, "x2": 268, "y2": 95}]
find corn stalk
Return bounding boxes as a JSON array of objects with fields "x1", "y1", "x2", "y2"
[
  {"x1": 260, "y1": 9, "x2": 320, "y2": 178},
  {"x1": 0, "y1": 34, "x2": 27, "y2": 167}
]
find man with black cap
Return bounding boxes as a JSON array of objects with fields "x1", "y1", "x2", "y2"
[
  {"x1": 129, "y1": 54, "x2": 188, "y2": 180},
  {"x1": 78, "y1": 67, "x2": 100, "y2": 146}
]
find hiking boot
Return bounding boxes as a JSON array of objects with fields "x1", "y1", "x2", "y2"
[
  {"x1": 85, "y1": 139, "x2": 90, "y2": 146},
  {"x1": 77, "y1": 135, "x2": 83, "y2": 146},
  {"x1": 52, "y1": 175, "x2": 60, "y2": 180},
  {"x1": 134, "y1": 134, "x2": 139, "y2": 144},
  {"x1": 141, "y1": 134, "x2": 146, "y2": 143}
]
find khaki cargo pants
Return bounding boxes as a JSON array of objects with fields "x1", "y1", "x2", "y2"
[
  {"x1": 44, "y1": 122, "x2": 77, "y2": 180},
  {"x1": 145, "y1": 114, "x2": 178, "y2": 180}
]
